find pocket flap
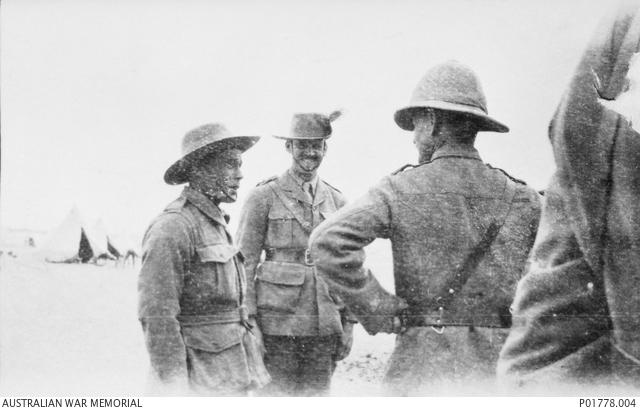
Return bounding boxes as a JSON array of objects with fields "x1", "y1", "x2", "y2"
[
  {"x1": 181, "y1": 323, "x2": 242, "y2": 352},
  {"x1": 257, "y1": 261, "x2": 308, "y2": 286},
  {"x1": 196, "y1": 244, "x2": 237, "y2": 263}
]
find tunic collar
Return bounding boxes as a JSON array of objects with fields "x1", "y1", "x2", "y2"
[
  {"x1": 183, "y1": 186, "x2": 230, "y2": 225},
  {"x1": 287, "y1": 169, "x2": 319, "y2": 194},
  {"x1": 277, "y1": 170, "x2": 328, "y2": 206},
  {"x1": 431, "y1": 144, "x2": 482, "y2": 162}
]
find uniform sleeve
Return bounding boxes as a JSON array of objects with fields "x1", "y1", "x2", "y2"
[
  {"x1": 328, "y1": 188, "x2": 358, "y2": 324},
  {"x1": 497, "y1": 175, "x2": 612, "y2": 384},
  {"x1": 499, "y1": 6, "x2": 640, "y2": 385},
  {"x1": 236, "y1": 186, "x2": 270, "y2": 316},
  {"x1": 547, "y1": 4, "x2": 638, "y2": 271},
  {"x1": 138, "y1": 213, "x2": 191, "y2": 387},
  {"x1": 310, "y1": 177, "x2": 408, "y2": 335}
]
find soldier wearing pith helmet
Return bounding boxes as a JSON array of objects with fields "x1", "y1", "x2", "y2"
[
  {"x1": 138, "y1": 123, "x2": 269, "y2": 395},
  {"x1": 236, "y1": 111, "x2": 356, "y2": 396},
  {"x1": 310, "y1": 61, "x2": 541, "y2": 394}
]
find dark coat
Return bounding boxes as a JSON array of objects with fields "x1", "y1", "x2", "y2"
[
  {"x1": 498, "y1": 4, "x2": 640, "y2": 389},
  {"x1": 138, "y1": 187, "x2": 269, "y2": 394},
  {"x1": 236, "y1": 171, "x2": 348, "y2": 336},
  {"x1": 309, "y1": 145, "x2": 541, "y2": 390}
]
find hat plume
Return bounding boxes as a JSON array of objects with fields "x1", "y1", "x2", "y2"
[{"x1": 328, "y1": 109, "x2": 343, "y2": 122}]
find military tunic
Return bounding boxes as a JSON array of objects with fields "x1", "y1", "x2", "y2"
[
  {"x1": 237, "y1": 170, "x2": 348, "y2": 336},
  {"x1": 310, "y1": 145, "x2": 541, "y2": 394},
  {"x1": 236, "y1": 170, "x2": 348, "y2": 395},
  {"x1": 498, "y1": 5, "x2": 640, "y2": 390},
  {"x1": 138, "y1": 187, "x2": 269, "y2": 395}
]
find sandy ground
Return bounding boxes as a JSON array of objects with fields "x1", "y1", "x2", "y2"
[
  {"x1": 5, "y1": 242, "x2": 638, "y2": 398},
  {"x1": 0, "y1": 245, "x2": 396, "y2": 396}
]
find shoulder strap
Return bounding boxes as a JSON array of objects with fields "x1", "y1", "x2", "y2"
[
  {"x1": 391, "y1": 163, "x2": 416, "y2": 175},
  {"x1": 267, "y1": 180, "x2": 313, "y2": 233},
  {"x1": 486, "y1": 163, "x2": 527, "y2": 185},
  {"x1": 321, "y1": 180, "x2": 339, "y2": 210},
  {"x1": 256, "y1": 175, "x2": 278, "y2": 187},
  {"x1": 321, "y1": 179, "x2": 342, "y2": 194},
  {"x1": 436, "y1": 179, "x2": 518, "y2": 310}
]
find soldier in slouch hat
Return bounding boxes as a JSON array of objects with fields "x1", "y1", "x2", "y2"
[
  {"x1": 236, "y1": 111, "x2": 356, "y2": 396},
  {"x1": 138, "y1": 123, "x2": 269, "y2": 395}
]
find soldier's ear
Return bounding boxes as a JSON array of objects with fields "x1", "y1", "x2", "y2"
[
  {"x1": 285, "y1": 140, "x2": 293, "y2": 154},
  {"x1": 430, "y1": 111, "x2": 441, "y2": 137}
]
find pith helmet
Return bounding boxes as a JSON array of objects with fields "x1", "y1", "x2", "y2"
[
  {"x1": 164, "y1": 123, "x2": 259, "y2": 185},
  {"x1": 394, "y1": 60, "x2": 509, "y2": 133},
  {"x1": 274, "y1": 110, "x2": 342, "y2": 140}
]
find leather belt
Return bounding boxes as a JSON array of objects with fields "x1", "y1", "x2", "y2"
[
  {"x1": 400, "y1": 310, "x2": 510, "y2": 331},
  {"x1": 264, "y1": 248, "x2": 314, "y2": 266},
  {"x1": 177, "y1": 306, "x2": 250, "y2": 326},
  {"x1": 402, "y1": 312, "x2": 443, "y2": 327}
]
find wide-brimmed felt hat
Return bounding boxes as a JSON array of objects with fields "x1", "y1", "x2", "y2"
[
  {"x1": 274, "y1": 110, "x2": 342, "y2": 140},
  {"x1": 164, "y1": 123, "x2": 259, "y2": 185},
  {"x1": 394, "y1": 60, "x2": 509, "y2": 133}
]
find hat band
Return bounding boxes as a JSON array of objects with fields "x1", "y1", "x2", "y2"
[
  {"x1": 273, "y1": 133, "x2": 331, "y2": 140},
  {"x1": 407, "y1": 99, "x2": 488, "y2": 116}
]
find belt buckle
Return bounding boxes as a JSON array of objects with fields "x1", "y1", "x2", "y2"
[
  {"x1": 431, "y1": 309, "x2": 445, "y2": 334},
  {"x1": 304, "y1": 248, "x2": 314, "y2": 266}
]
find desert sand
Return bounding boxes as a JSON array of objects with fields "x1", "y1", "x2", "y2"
[{"x1": 0, "y1": 239, "x2": 395, "y2": 396}]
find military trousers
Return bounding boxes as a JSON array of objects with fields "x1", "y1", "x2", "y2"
[
  {"x1": 261, "y1": 334, "x2": 339, "y2": 396},
  {"x1": 383, "y1": 326, "x2": 509, "y2": 395}
]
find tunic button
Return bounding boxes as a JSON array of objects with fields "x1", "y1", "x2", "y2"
[
  {"x1": 587, "y1": 282, "x2": 594, "y2": 291},
  {"x1": 449, "y1": 288, "x2": 454, "y2": 294}
]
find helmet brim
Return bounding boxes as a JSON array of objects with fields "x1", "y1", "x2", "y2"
[{"x1": 394, "y1": 101, "x2": 509, "y2": 133}]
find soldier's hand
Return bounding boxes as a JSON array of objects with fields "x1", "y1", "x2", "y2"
[
  {"x1": 378, "y1": 316, "x2": 404, "y2": 334},
  {"x1": 380, "y1": 316, "x2": 406, "y2": 334},
  {"x1": 392, "y1": 316, "x2": 407, "y2": 334},
  {"x1": 334, "y1": 322, "x2": 354, "y2": 361}
]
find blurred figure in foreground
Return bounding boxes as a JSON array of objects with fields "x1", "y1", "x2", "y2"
[{"x1": 499, "y1": 4, "x2": 640, "y2": 392}]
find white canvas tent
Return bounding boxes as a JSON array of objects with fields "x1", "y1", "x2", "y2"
[{"x1": 39, "y1": 207, "x2": 109, "y2": 263}]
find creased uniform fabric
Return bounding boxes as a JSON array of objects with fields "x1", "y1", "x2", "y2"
[
  {"x1": 138, "y1": 187, "x2": 269, "y2": 395},
  {"x1": 310, "y1": 145, "x2": 541, "y2": 393},
  {"x1": 498, "y1": 5, "x2": 640, "y2": 389}
]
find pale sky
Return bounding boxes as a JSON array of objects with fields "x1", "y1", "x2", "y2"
[{"x1": 1, "y1": 0, "x2": 612, "y2": 241}]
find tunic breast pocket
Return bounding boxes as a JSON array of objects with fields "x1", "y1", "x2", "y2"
[
  {"x1": 256, "y1": 261, "x2": 307, "y2": 313},
  {"x1": 266, "y1": 210, "x2": 294, "y2": 248},
  {"x1": 194, "y1": 244, "x2": 240, "y2": 302}
]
